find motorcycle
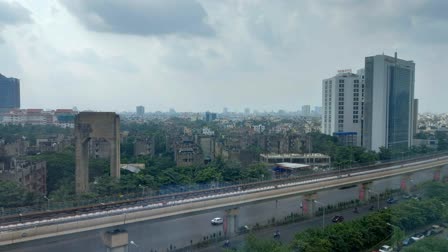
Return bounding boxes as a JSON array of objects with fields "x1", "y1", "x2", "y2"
[{"x1": 273, "y1": 230, "x2": 280, "y2": 239}]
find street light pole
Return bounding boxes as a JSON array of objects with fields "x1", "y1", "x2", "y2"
[
  {"x1": 314, "y1": 200, "x2": 325, "y2": 229},
  {"x1": 369, "y1": 190, "x2": 380, "y2": 210},
  {"x1": 43, "y1": 196, "x2": 50, "y2": 210}
]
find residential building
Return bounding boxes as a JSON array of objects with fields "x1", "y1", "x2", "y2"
[
  {"x1": 1, "y1": 109, "x2": 77, "y2": 128},
  {"x1": 0, "y1": 73, "x2": 20, "y2": 111},
  {"x1": 321, "y1": 69, "x2": 365, "y2": 146},
  {"x1": 301, "y1": 105, "x2": 311, "y2": 116},
  {"x1": 0, "y1": 157, "x2": 47, "y2": 195},
  {"x1": 363, "y1": 53, "x2": 416, "y2": 151},
  {"x1": 136, "y1": 106, "x2": 145, "y2": 116}
]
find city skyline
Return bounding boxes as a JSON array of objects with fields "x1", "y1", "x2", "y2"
[{"x1": 0, "y1": 1, "x2": 447, "y2": 113}]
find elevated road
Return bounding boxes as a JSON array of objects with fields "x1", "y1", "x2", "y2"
[{"x1": 1, "y1": 155, "x2": 447, "y2": 246}]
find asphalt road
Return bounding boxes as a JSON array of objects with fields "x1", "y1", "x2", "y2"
[{"x1": 0, "y1": 168, "x2": 443, "y2": 252}]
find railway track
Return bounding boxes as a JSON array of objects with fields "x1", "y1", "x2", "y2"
[{"x1": 1, "y1": 152, "x2": 447, "y2": 227}]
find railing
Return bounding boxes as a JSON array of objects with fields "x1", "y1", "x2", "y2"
[{"x1": 1, "y1": 150, "x2": 447, "y2": 223}]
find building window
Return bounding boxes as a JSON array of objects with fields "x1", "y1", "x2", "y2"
[
  {"x1": 353, "y1": 115, "x2": 358, "y2": 119},
  {"x1": 354, "y1": 89, "x2": 359, "y2": 92},
  {"x1": 339, "y1": 102, "x2": 344, "y2": 105},
  {"x1": 339, "y1": 84, "x2": 344, "y2": 88},
  {"x1": 354, "y1": 111, "x2": 359, "y2": 114},
  {"x1": 354, "y1": 98, "x2": 359, "y2": 101},
  {"x1": 353, "y1": 106, "x2": 358, "y2": 110},
  {"x1": 354, "y1": 80, "x2": 359, "y2": 84},
  {"x1": 339, "y1": 79, "x2": 344, "y2": 84},
  {"x1": 353, "y1": 120, "x2": 358, "y2": 123},
  {"x1": 354, "y1": 84, "x2": 359, "y2": 88},
  {"x1": 339, "y1": 111, "x2": 344, "y2": 114},
  {"x1": 353, "y1": 102, "x2": 359, "y2": 105},
  {"x1": 354, "y1": 93, "x2": 359, "y2": 97},
  {"x1": 339, "y1": 88, "x2": 344, "y2": 92},
  {"x1": 329, "y1": 80, "x2": 332, "y2": 84},
  {"x1": 339, "y1": 106, "x2": 344, "y2": 110},
  {"x1": 339, "y1": 93, "x2": 344, "y2": 97},
  {"x1": 338, "y1": 120, "x2": 344, "y2": 123},
  {"x1": 339, "y1": 115, "x2": 344, "y2": 119},
  {"x1": 339, "y1": 97, "x2": 344, "y2": 101}
]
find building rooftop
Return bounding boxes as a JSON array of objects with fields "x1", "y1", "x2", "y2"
[
  {"x1": 260, "y1": 153, "x2": 330, "y2": 158},
  {"x1": 275, "y1": 162, "x2": 310, "y2": 169}
]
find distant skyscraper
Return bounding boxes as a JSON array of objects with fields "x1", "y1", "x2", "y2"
[
  {"x1": 363, "y1": 53, "x2": 416, "y2": 151},
  {"x1": 223, "y1": 107, "x2": 228, "y2": 114},
  {"x1": 301, "y1": 105, "x2": 311, "y2": 116},
  {"x1": 136, "y1": 106, "x2": 145, "y2": 116},
  {"x1": 313, "y1": 106, "x2": 322, "y2": 115},
  {"x1": 205, "y1": 111, "x2": 217, "y2": 122},
  {"x1": 169, "y1": 108, "x2": 176, "y2": 115},
  {"x1": 321, "y1": 69, "x2": 364, "y2": 146},
  {"x1": 244, "y1": 108, "x2": 250, "y2": 114},
  {"x1": 0, "y1": 73, "x2": 20, "y2": 111}
]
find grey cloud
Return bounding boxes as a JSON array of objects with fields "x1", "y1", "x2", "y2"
[
  {"x1": 60, "y1": 0, "x2": 214, "y2": 37},
  {"x1": 317, "y1": 0, "x2": 448, "y2": 44},
  {"x1": 0, "y1": 1, "x2": 32, "y2": 25}
]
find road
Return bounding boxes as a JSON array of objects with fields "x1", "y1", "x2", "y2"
[
  {"x1": 0, "y1": 168, "x2": 444, "y2": 252},
  {"x1": 197, "y1": 201, "x2": 393, "y2": 252}
]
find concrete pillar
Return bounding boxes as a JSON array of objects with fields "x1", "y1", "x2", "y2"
[
  {"x1": 109, "y1": 116, "x2": 121, "y2": 178},
  {"x1": 400, "y1": 174, "x2": 412, "y2": 194},
  {"x1": 358, "y1": 182, "x2": 372, "y2": 202},
  {"x1": 75, "y1": 139, "x2": 89, "y2": 193},
  {"x1": 301, "y1": 193, "x2": 317, "y2": 217},
  {"x1": 103, "y1": 229, "x2": 128, "y2": 252},
  {"x1": 433, "y1": 167, "x2": 441, "y2": 182},
  {"x1": 224, "y1": 208, "x2": 239, "y2": 237}
]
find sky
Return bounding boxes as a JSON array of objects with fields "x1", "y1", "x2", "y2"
[{"x1": 0, "y1": 0, "x2": 447, "y2": 113}]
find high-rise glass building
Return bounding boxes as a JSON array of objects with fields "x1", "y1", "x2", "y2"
[
  {"x1": 0, "y1": 73, "x2": 20, "y2": 111},
  {"x1": 362, "y1": 53, "x2": 415, "y2": 151}
]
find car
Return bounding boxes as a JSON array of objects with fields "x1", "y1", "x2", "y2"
[
  {"x1": 402, "y1": 194, "x2": 411, "y2": 199},
  {"x1": 402, "y1": 237, "x2": 415, "y2": 246},
  {"x1": 238, "y1": 225, "x2": 251, "y2": 234},
  {"x1": 332, "y1": 215, "x2": 344, "y2": 223},
  {"x1": 386, "y1": 198, "x2": 398, "y2": 204},
  {"x1": 211, "y1": 217, "x2": 223, "y2": 225},
  {"x1": 379, "y1": 245, "x2": 393, "y2": 252},
  {"x1": 411, "y1": 233, "x2": 425, "y2": 241}
]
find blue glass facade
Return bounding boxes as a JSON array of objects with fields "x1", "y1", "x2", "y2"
[
  {"x1": 0, "y1": 74, "x2": 20, "y2": 110},
  {"x1": 388, "y1": 66, "x2": 411, "y2": 150}
]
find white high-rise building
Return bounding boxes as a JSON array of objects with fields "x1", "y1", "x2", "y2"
[
  {"x1": 363, "y1": 53, "x2": 415, "y2": 151},
  {"x1": 321, "y1": 69, "x2": 365, "y2": 146}
]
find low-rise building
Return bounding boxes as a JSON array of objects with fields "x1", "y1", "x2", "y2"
[{"x1": 0, "y1": 158, "x2": 47, "y2": 194}]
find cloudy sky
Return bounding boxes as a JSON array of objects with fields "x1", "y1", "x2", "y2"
[{"x1": 0, "y1": 0, "x2": 447, "y2": 113}]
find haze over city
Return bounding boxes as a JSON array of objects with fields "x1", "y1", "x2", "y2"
[{"x1": 0, "y1": 0, "x2": 447, "y2": 113}]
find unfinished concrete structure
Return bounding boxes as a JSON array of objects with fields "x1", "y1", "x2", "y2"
[{"x1": 75, "y1": 112, "x2": 120, "y2": 194}]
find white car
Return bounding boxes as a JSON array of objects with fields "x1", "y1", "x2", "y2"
[
  {"x1": 211, "y1": 217, "x2": 223, "y2": 225},
  {"x1": 411, "y1": 233, "x2": 425, "y2": 241},
  {"x1": 379, "y1": 245, "x2": 393, "y2": 252}
]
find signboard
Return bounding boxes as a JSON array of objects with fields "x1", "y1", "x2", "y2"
[{"x1": 337, "y1": 69, "x2": 352, "y2": 74}]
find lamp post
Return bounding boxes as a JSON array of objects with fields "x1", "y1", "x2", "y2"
[
  {"x1": 43, "y1": 196, "x2": 50, "y2": 210},
  {"x1": 138, "y1": 184, "x2": 147, "y2": 197},
  {"x1": 314, "y1": 200, "x2": 326, "y2": 229},
  {"x1": 129, "y1": 240, "x2": 138, "y2": 252},
  {"x1": 368, "y1": 190, "x2": 380, "y2": 210}
]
